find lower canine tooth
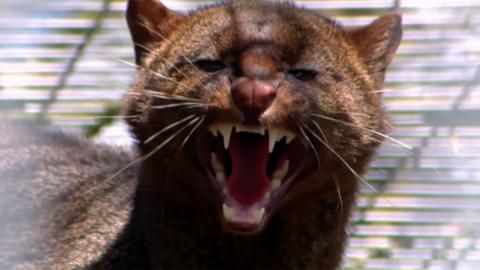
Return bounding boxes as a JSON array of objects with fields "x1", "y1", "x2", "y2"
[
  {"x1": 223, "y1": 204, "x2": 234, "y2": 221},
  {"x1": 216, "y1": 171, "x2": 225, "y2": 184},
  {"x1": 271, "y1": 179, "x2": 281, "y2": 191},
  {"x1": 273, "y1": 160, "x2": 289, "y2": 180},
  {"x1": 211, "y1": 153, "x2": 224, "y2": 172},
  {"x1": 252, "y1": 208, "x2": 265, "y2": 224},
  {"x1": 222, "y1": 204, "x2": 265, "y2": 224}
]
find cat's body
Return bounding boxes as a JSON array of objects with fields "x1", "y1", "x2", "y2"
[
  {"x1": 0, "y1": 122, "x2": 136, "y2": 269},
  {"x1": 0, "y1": 1, "x2": 402, "y2": 269}
]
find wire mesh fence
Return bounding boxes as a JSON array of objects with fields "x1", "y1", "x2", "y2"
[{"x1": 1, "y1": 0, "x2": 480, "y2": 269}]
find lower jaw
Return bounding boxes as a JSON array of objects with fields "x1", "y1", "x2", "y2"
[
  {"x1": 194, "y1": 125, "x2": 309, "y2": 233},
  {"x1": 205, "y1": 164, "x2": 308, "y2": 234},
  {"x1": 222, "y1": 217, "x2": 267, "y2": 234}
]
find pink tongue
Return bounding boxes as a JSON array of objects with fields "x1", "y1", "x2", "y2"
[{"x1": 227, "y1": 132, "x2": 269, "y2": 206}]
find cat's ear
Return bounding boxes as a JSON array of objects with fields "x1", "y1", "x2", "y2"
[
  {"x1": 346, "y1": 13, "x2": 402, "y2": 85},
  {"x1": 126, "y1": 0, "x2": 186, "y2": 65}
]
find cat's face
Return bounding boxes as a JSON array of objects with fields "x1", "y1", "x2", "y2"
[{"x1": 125, "y1": 0, "x2": 401, "y2": 233}]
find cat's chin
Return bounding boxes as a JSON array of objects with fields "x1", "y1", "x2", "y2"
[{"x1": 195, "y1": 122, "x2": 308, "y2": 233}]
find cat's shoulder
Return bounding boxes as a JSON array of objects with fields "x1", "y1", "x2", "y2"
[
  {"x1": 0, "y1": 121, "x2": 137, "y2": 269},
  {"x1": 0, "y1": 121, "x2": 137, "y2": 199}
]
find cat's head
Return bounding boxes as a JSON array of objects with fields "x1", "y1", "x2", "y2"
[{"x1": 125, "y1": 0, "x2": 401, "y2": 233}]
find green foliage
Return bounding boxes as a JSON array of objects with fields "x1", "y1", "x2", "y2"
[{"x1": 85, "y1": 103, "x2": 122, "y2": 137}]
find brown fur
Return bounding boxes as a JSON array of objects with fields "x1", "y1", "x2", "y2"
[
  {"x1": 0, "y1": 122, "x2": 137, "y2": 269},
  {"x1": 96, "y1": 0, "x2": 401, "y2": 269},
  {"x1": 0, "y1": 1, "x2": 402, "y2": 269}
]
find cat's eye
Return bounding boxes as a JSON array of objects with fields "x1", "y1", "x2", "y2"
[
  {"x1": 288, "y1": 69, "x2": 318, "y2": 81},
  {"x1": 194, "y1": 59, "x2": 226, "y2": 73}
]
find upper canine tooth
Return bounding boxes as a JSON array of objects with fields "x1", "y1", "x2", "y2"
[
  {"x1": 273, "y1": 160, "x2": 289, "y2": 180},
  {"x1": 268, "y1": 129, "x2": 278, "y2": 153},
  {"x1": 268, "y1": 128, "x2": 297, "y2": 152},
  {"x1": 218, "y1": 124, "x2": 233, "y2": 149},
  {"x1": 268, "y1": 128, "x2": 283, "y2": 153}
]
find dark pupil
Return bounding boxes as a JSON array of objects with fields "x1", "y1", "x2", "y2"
[
  {"x1": 290, "y1": 69, "x2": 317, "y2": 81},
  {"x1": 194, "y1": 59, "x2": 225, "y2": 72}
]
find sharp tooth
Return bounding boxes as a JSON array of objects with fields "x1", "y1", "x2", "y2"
[
  {"x1": 208, "y1": 125, "x2": 219, "y2": 136},
  {"x1": 268, "y1": 127, "x2": 297, "y2": 152},
  {"x1": 211, "y1": 153, "x2": 224, "y2": 172},
  {"x1": 211, "y1": 153, "x2": 225, "y2": 184},
  {"x1": 268, "y1": 128, "x2": 281, "y2": 153},
  {"x1": 215, "y1": 171, "x2": 225, "y2": 184},
  {"x1": 271, "y1": 179, "x2": 281, "y2": 191},
  {"x1": 252, "y1": 208, "x2": 265, "y2": 224},
  {"x1": 223, "y1": 204, "x2": 234, "y2": 221},
  {"x1": 273, "y1": 160, "x2": 289, "y2": 180},
  {"x1": 285, "y1": 131, "x2": 296, "y2": 143},
  {"x1": 218, "y1": 124, "x2": 233, "y2": 149}
]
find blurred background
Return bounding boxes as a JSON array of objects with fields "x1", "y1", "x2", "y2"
[{"x1": 1, "y1": 0, "x2": 480, "y2": 269}]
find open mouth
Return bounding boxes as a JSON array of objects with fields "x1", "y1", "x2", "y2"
[{"x1": 196, "y1": 122, "x2": 307, "y2": 233}]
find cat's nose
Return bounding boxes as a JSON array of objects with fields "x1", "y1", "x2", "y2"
[{"x1": 231, "y1": 77, "x2": 278, "y2": 119}]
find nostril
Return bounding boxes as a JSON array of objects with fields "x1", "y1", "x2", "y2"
[
  {"x1": 253, "y1": 83, "x2": 276, "y2": 111},
  {"x1": 231, "y1": 79, "x2": 254, "y2": 111},
  {"x1": 231, "y1": 78, "x2": 278, "y2": 118}
]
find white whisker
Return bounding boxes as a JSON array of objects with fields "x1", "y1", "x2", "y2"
[
  {"x1": 144, "y1": 114, "x2": 196, "y2": 144},
  {"x1": 333, "y1": 176, "x2": 343, "y2": 214},
  {"x1": 150, "y1": 102, "x2": 205, "y2": 110},
  {"x1": 83, "y1": 155, "x2": 142, "y2": 196},
  {"x1": 133, "y1": 42, "x2": 190, "y2": 78},
  {"x1": 370, "y1": 83, "x2": 454, "y2": 94},
  {"x1": 136, "y1": 20, "x2": 201, "y2": 73},
  {"x1": 138, "y1": 89, "x2": 200, "y2": 102},
  {"x1": 303, "y1": 124, "x2": 380, "y2": 197},
  {"x1": 85, "y1": 117, "x2": 199, "y2": 194},
  {"x1": 311, "y1": 120, "x2": 329, "y2": 144},
  {"x1": 312, "y1": 113, "x2": 413, "y2": 150},
  {"x1": 73, "y1": 115, "x2": 140, "y2": 120},
  {"x1": 180, "y1": 117, "x2": 205, "y2": 150},
  {"x1": 90, "y1": 51, "x2": 191, "y2": 90},
  {"x1": 88, "y1": 117, "x2": 200, "y2": 195},
  {"x1": 142, "y1": 116, "x2": 201, "y2": 161},
  {"x1": 299, "y1": 126, "x2": 320, "y2": 165},
  {"x1": 370, "y1": 89, "x2": 400, "y2": 94},
  {"x1": 329, "y1": 112, "x2": 371, "y2": 118},
  {"x1": 133, "y1": 41, "x2": 153, "y2": 53},
  {"x1": 304, "y1": 124, "x2": 412, "y2": 220}
]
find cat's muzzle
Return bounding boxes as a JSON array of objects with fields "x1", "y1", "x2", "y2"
[{"x1": 196, "y1": 122, "x2": 308, "y2": 233}]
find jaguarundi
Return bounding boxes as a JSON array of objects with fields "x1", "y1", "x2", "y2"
[{"x1": 0, "y1": 0, "x2": 402, "y2": 269}]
